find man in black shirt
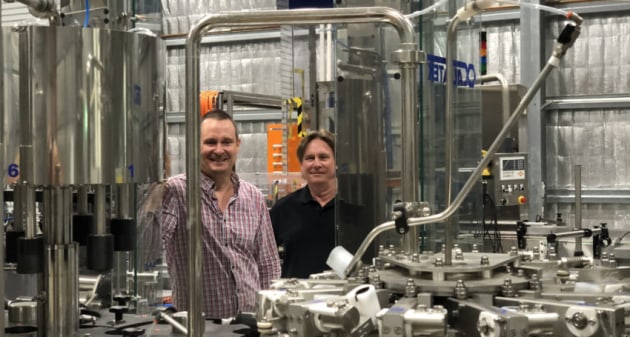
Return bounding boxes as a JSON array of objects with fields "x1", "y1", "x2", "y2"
[{"x1": 270, "y1": 130, "x2": 336, "y2": 278}]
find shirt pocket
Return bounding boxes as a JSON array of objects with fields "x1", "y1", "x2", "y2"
[{"x1": 228, "y1": 211, "x2": 259, "y2": 251}]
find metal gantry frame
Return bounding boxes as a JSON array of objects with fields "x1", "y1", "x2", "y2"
[{"x1": 185, "y1": 7, "x2": 422, "y2": 337}]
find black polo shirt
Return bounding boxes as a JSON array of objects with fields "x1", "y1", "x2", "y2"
[{"x1": 270, "y1": 186, "x2": 335, "y2": 278}]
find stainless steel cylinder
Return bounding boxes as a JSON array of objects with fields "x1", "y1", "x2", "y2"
[
  {"x1": 3, "y1": 26, "x2": 163, "y2": 185},
  {"x1": 93, "y1": 185, "x2": 107, "y2": 235},
  {"x1": 47, "y1": 243, "x2": 79, "y2": 337},
  {"x1": 44, "y1": 186, "x2": 79, "y2": 337},
  {"x1": 77, "y1": 186, "x2": 89, "y2": 214},
  {"x1": 8, "y1": 301, "x2": 38, "y2": 324}
]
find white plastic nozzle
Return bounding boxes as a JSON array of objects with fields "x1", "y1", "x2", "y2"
[
  {"x1": 346, "y1": 285, "x2": 380, "y2": 324},
  {"x1": 326, "y1": 246, "x2": 353, "y2": 279}
]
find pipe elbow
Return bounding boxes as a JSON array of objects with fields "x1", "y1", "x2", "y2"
[{"x1": 20, "y1": 0, "x2": 54, "y2": 18}]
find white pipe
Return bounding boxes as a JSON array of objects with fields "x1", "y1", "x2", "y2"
[
  {"x1": 406, "y1": 0, "x2": 448, "y2": 19},
  {"x1": 456, "y1": 0, "x2": 496, "y2": 21},
  {"x1": 326, "y1": 24, "x2": 333, "y2": 81}
]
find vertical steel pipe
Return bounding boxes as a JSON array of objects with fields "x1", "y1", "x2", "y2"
[
  {"x1": 77, "y1": 186, "x2": 89, "y2": 214},
  {"x1": 94, "y1": 185, "x2": 107, "y2": 235},
  {"x1": 44, "y1": 186, "x2": 78, "y2": 337},
  {"x1": 0, "y1": 2, "x2": 5, "y2": 335},
  {"x1": 443, "y1": 17, "x2": 461, "y2": 266},
  {"x1": 574, "y1": 164, "x2": 582, "y2": 254},
  {"x1": 117, "y1": 184, "x2": 131, "y2": 219},
  {"x1": 114, "y1": 183, "x2": 132, "y2": 294},
  {"x1": 17, "y1": 27, "x2": 38, "y2": 240},
  {"x1": 187, "y1": 8, "x2": 418, "y2": 337},
  {"x1": 400, "y1": 62, "x2": 420, "y2": 253},
  {"x1": 185, "y1": 23, "x2": 204, "y2": 337}
]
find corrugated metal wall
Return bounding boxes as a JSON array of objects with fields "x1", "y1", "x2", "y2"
[
  {"x1": 162, "y1": 0, "x2": 283, "y2": 187},
  {"x1": 164, "y1": 36, "x2": 311, "y2": 184},
  {"x1": 165, "y1": 41, "x2": 283, "y2": 114},
  {"x1": 547, "y1": 14, "x2": 630, "y2": 96},
  {"x1": 1, "y1": 2, "x2": 33, "y2": 26},
  {"x1": 485, "y1": 23, "x2": 521, "y2": 85},
  {"x1": 543, "y1": 12, "x2": 630, "y2": 230},
  {"x1": 161, "y1": 0, "x2": 277, "y2": 35}
]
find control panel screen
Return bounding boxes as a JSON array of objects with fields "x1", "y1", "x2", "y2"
[{"x1": 500, "y1": 156, "x2": 526, "y2": 180}]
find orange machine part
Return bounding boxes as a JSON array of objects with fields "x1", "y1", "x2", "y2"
[
  {"x1": 267, "y1": 123, "x2": 301, "y2": 173},
  {"x1": 200, "y1": 90, "x2": 221, "y2": 118}
]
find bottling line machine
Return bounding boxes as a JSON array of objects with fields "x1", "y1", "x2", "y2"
[
  {"x1": 2, "y1": 0, "x2": 165, "y2": 335},
  {"x1": 182, "y1": 2, "x2": 630, "y2": 337},
  {"x1": 246, "y1": 3, "x2": 630, "y2": 337},
  {"x1": 4, "y1": 0, "x2": 630, "y2": 337}
]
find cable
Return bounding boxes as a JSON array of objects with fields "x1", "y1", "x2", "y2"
[
  {"x1": 481, "y1": 182, "x2": 502, "y2": 253},
  {"x1": 471, "y1": 196, "x2": 482, "y2": 239},
  {"x1": 84, "y1": 0, "x2": 90, "y2": 27}
]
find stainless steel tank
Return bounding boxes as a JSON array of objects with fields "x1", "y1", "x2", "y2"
[
  {"x1": 3, "y1": 26, "x2": 163, "y2": 186},
  {"x1": 2, "y1": 25, "x2": 164, "y2": 337}
]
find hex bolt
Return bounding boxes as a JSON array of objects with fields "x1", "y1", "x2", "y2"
[
  {"x1": 454, "y1": 280, "x2": 467, "y2": 299},
  {"x1": 480, "y1": 255, "x2": 490, "y2": 265},
  {"x1": 405, "y1": 279, "x2": 416, "y2": 298}
]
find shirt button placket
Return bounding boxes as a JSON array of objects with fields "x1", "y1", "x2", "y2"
[{"x1": 223, "y1": 216, "x2": 228, "y2": 247}]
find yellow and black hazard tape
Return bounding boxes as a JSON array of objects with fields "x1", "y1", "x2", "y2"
[{"x1": 286, "y1": 97, "x2": 305, "y2": 138}]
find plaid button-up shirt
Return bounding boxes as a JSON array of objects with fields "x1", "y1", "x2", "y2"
[{"x1": 162, "y1": 172, "x2": 280, "y2": 318}]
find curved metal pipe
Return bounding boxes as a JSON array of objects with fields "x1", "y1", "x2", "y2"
[
  {"x1": 10, "y1": 0, "x2": 54, "y2": 18},
  {"x1": 476, "y1": 73, "x2": 511, "y2": 137},
  {"x1": 345, "y1": 57, "x2": 560, "y2": 277},
  {"x1": 188, "y1": 8, "x2": 415, "y2": 45},
  {"x1": 186, "y1": 8, "x2": 418, "y2": 337}
]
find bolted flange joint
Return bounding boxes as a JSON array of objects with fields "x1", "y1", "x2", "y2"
[{"x1": 391, "y1": 46, "x2": 425, "y2": 64}]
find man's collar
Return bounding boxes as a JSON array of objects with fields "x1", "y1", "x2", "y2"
[
  {"x1": 298, "y1": 185, "x2": 336, "y2": 207},
  {"x1": 297, "y1": 185, "x2": 314, "y2": 204},
  {"x1": 201, "y1": 171, "x2": 240, "y2": 194}
]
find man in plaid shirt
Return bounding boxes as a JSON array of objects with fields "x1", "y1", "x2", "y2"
[{"x1": 162, "y1": 109, "x2": 280, "y2": 318}]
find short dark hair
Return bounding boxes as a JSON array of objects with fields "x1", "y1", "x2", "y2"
[
  {"x1": 201, "y1": 109, "x2": 239, "y2": 139},
  {"x1": 296, "y1": 130, "x2": 335, "y2": 163}
]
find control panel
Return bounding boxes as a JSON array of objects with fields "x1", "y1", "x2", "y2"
[{"x1": 491, "y1": 153, "x2": 527, "y2": 207}]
